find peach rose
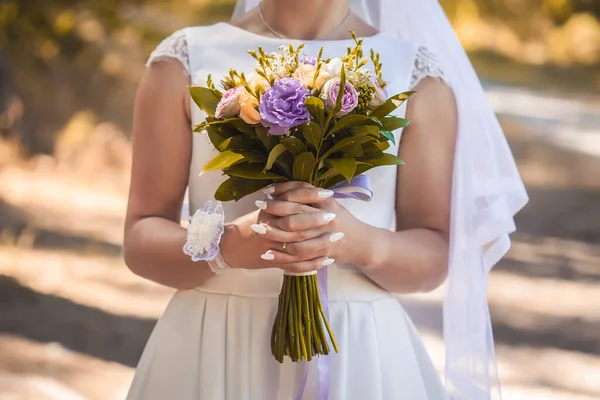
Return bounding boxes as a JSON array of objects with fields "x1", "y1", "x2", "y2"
[
  {"x1": 293, "y1": 63, "x2": 330, "y2": 90},
  {"x1": 247, "y1": 72, "x2": 271, "y2": 93},
  {"x1": 239, "y1": 89, "x2": 261, "y2": 125}
]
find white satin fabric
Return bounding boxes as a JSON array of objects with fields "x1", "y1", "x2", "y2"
[
  {"x1": 127, "y1": 23, "x2": 450, "y2": 399},
  {"x1": 231, "y1": 2, "x2": 529, "y2": 400}
]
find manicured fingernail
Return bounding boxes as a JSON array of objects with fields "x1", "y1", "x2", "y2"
[
  {"x1": 329, "y1": 232, "x2": 344, "y2": 243},
  {"x1": 251, "y1": 224, "x2": 267, "y2": 235},
  {"x1": 263, "y1": 185, "x2": 275, "y2": 195},
  {"x1": 261, "y1": 253, "x2": 275, "y2": 261},
  {"x1": 323, "y1": 212, "x2": 336, "y2": 223},
  {"x1": 318, "y1": 189, "x2": 334, "y2": 199},
  {"x1": 255, "y1": 200, "x2": 267, "y2": 210},
  {"x1": 322, "y1": 258, "x2": 335, "y2": 267}
]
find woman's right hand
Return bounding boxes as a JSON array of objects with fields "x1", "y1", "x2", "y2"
[{"x1": 219, "y1": 182, "x2": 339, "y2": 274}]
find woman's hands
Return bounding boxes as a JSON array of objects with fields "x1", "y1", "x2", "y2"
[{"x1": 219, "y1": 182, "x2": 365, "y2": 275}]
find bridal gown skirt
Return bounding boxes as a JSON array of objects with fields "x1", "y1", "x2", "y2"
[{"x1": 126, "y1": 266, "x2": 447, "y2": 400}]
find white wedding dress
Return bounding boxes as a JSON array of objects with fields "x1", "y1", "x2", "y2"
[{"x1": 127, "y1": 23, "x2": 449, "y2": 400}]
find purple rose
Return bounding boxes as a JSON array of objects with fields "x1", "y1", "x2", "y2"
[
  {"x1": 301, "y1": 56, "x2": 317, "y2": 66},
  {"x1": 215, "y1": 86, "x2": 241, "y2": 119},
  {"x1": 321, "y1": 79, "x2": 358, "y2": 117},
  {"x1": 259, "y1": 78, "x2": 311, "y2": 135}
]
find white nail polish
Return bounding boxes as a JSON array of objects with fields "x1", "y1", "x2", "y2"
[
  {"x1": 251, "y1": 224, "x2": 267, "y2": 235},
  {"x1": 261, "y1": 253, "x2": 275, "y2": 261},
  {"x1": 255, "y1": 200, "x2": 267, "y2": 210},
  {"x1": 322, "y1": 258, "x2": 335, "y2": 267},
  {"x1": 318, "y1": 189, "x2": 334, "y2": 199},
  {"x1": 323, "y1": 213, "x2": 336, "y2": 223},
  {"x1": 329, "y1": 232, "x2": 345, "y2": 243},
  {"x1": 263, "y1": 185, "x2": 275, "y2": 195}
]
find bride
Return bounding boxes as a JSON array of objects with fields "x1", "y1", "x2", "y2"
[{"x1": 124, "y1": 0, "x2": 528, "y2": 399}]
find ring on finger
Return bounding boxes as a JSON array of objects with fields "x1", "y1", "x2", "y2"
[{"x1": 281, "y1": 242, "x2": 287, "y2": 252}]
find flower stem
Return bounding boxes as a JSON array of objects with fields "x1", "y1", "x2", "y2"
[{"x1": 295, "y1": 277, "x2": 308, "y2": 361}]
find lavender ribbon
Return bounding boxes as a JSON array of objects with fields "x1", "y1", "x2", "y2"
[{"x1": 296, "y1": 174, "x2": 373, "y2": 400}]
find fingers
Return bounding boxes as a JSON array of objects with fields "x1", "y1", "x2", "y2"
[
  {"x1": 255, "y1": 199, "x2": 316, "y2": 217},
  {"x1": 259, "y1": 231, "x2": 345, "y2": 264},
  {"x1": 251, "y1": 223, "x2": 328, "y2": 243},
  {"x1": 272, "y1": 211, "x2": 337, "y2": 232},
  {"x1": 276, "y1": 186, "x2": 335, "y2": 205}
]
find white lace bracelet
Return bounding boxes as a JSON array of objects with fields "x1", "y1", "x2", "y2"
[{"x1": 183, "y1": 201, "x2": 230, "y2": 274}]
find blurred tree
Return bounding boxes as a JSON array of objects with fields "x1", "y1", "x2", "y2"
[{"x1": 0, "y1": 0, "x2": 598, "y2": 156}]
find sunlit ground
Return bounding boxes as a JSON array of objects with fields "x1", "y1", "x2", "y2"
[{"x1": 1, "y1": 86, "x2": 600, "y2": 399}]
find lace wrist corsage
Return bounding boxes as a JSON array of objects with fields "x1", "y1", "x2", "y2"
[{"x1": 183, "y1": 200, "x2": 230, "y2": 275}]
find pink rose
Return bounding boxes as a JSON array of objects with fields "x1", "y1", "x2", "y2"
[
  {"x1": 368, "y1": 78, "x2": 387, "y2": 110},
  {"x1": 215, "y1": 86, "x2": 242, "y2": 119}
]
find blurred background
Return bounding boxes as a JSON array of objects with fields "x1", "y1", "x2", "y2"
[{"x1": 1, "y1": 0, "x2": 600, "y2": 399}]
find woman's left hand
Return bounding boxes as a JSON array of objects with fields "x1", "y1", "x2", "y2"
[{"x1": 256, "y1": 182, "x2": 364, "y2": 266}]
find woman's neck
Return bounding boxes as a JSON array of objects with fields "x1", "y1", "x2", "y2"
[{"x1": 260, "y1": 0, "x2": 351, "y2": 40}]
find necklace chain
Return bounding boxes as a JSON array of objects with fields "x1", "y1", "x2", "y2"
[{"x1": 258, "y1": 3, "x2": 352, "y2": 40}]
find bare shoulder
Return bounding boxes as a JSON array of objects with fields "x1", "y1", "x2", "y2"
[{"x1": 404, "y1": 77, "x2": 457, "y2": 142}]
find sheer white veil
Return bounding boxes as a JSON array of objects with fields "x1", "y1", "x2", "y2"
[{"x1": 232, "y1": 1, "x2": 529, "y2": 399}]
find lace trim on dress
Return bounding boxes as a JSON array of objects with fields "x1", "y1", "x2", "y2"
[
  {"x1": 409, "y1": 46, "x2": 449, "y2": 89},
  {"x1": 146, "y1": 29, "x2": 190, "y2": 77}
]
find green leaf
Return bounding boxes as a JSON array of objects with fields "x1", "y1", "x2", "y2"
[
  {"x1": 189, "y1": 86, "x2": 221, "y2": 117},
  {"x1": 300, "y1": 122, "x2": 322, "y2": 148},
  {"x1": 315, "y1": 166, "x2": 341, "y2": 182},
  {"x1": 350, "y1": 125, "x2": 381, "y2": 137},
  {"x1": 225, "y1": 163, "x2": 285, "y2": 180},
  {"x1": 217, "y1": 134, "x2": 261, "y2": 152},
  {"x1": 344, "y1": 142, "x2": 364, "y2": 157},
  {"x1": 255, "y1": 125, "x2": 277, "y2": 151},
  {"x1": 265, "y1": 143, "x2": 288, "y2": 171},
  {"x1": 305, "y1": 97, "x2": 325, "y2": 128},
  {"x1": 381, "y1": 116, "x2": 410, "y2": 132},
  {"x1": 238, "y1": 151, "x2": 267, "y2": 163},
  {"x1": 206, "y1": 126, "x2": 227, "y2": 149},
  {"x1": 281, "y1": 137, "x2": 307, "y2": 156},
  {"x1": 322, "y1": 136, "x2": 372, "y2": 160},
  {"x1": 380, "y1": 130, "x2": 396, "y2": 145},
  {"x1": 362, "y1": 153, "x2": 404, "y2": 167},
  {"x1": 327, "y1": 157, "x2": 356, "y2": 183},
  {"x1": 215, "y1": 177, "x2": 273, "y2": 202},
  {"x1": 292, "y1": 152, "x2": 316, "y2": 182},
  {"x1": 328, "y1": 115, "x2": 374, "y2": 137},
  {"x1": 369, "y1": 91, "x2": 415, "y2": 120},
  {"x1": 202, "y1": 150, "x2": 246, "y2": 174}
]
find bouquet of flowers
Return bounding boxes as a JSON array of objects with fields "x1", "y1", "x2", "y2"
[{"x1": 189, "y1": 32, "x2": 413, "y2": 363}]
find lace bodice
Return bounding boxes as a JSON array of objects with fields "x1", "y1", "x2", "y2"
[
  {"x1": 146, "y1": 30, "x2": 190, "y2": 76},
  {"x1": 146, "y1": 29, "x2": 448, "y2": 88},
  {"x1": 409, "y1": 46, "x2": 449, "y2": 89}
]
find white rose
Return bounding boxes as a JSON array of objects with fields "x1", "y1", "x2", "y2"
[{"x1": 325, "y1": 58, "x2": 343, "y2": 78}]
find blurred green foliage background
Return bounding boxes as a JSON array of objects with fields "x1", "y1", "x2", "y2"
[{"x1": 1, "y1": 0, "x2": 599, "y2": 155}]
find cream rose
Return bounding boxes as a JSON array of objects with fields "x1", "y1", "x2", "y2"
[{"x1": 293, "y1": 63, "x2": 331, "y2": 90}]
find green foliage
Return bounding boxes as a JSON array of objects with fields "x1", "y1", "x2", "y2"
[{"x1": 190, "y1": 79, "x2": 411, "y2": 199}]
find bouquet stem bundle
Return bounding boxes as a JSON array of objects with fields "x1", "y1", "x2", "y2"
[{"x1": 271, "y1": 274, "x2": 338, "y2": 362}]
